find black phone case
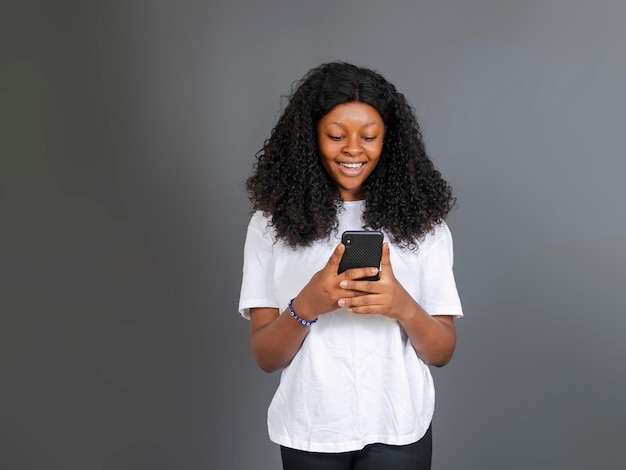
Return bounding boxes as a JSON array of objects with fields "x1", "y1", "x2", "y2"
[{"x1": 338, "y1": 230, "x2": 383, "y2": 281}]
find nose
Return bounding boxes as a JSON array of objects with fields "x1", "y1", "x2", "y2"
[
  {"x1": 344, "y1": 147, "x2": 361, "y2": 156},
  {"x1": 343, "y1": 136, "x2": 362, "y2": 155}
]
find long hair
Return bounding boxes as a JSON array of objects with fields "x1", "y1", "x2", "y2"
[{"x1": 246, "y1": 61, "x2": 456, "y2": 249}]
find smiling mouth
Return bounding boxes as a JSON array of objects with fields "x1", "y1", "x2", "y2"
[{"x1": 338, "y1": 162, "x2": 365, "y2": 168}]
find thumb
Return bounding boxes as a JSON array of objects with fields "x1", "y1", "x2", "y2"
[
  {"x1": 327, "y1": 243, "x2": 345, "y2": 271},
  {"x1": 380, "y1": 242, "x2": 393, "y2": 275}
]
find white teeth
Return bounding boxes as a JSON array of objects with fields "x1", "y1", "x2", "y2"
[{"x1": 339, "y1": 162, "x2": 364, "y2": 168}]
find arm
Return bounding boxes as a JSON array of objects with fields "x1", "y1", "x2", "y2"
[
  {"x1": 249, "y1": 306, "x2": 309, "y2": 373},
  {"x1": 337, "y1": 243, "x2": 457, "y2": 367},
  {"x1": 250, "y1": 243, "x2": 380, "y2": 372},
  {"x1": 398, "y1": 307, "x2": 456, "y2": 367}
]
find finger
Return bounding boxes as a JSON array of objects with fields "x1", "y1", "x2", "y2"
[
  {"x1": 338, "y1": 293, "x2": 381, "y2": 313},
  {"x1": 380, "y1": 243, "x2": 393, "y2": 276},
  {"x1": 348, "y1": 305, "x2": 378, "y2": 315},
  {"x1": 340, "y1": 275, "x2": 379, "y2": 294},
  {"x1": 327, "y1": 243, "x2": 345, "y2": 270},
  {"x1": 341, "y1": 266, "x2": 379, "y2": 281}
]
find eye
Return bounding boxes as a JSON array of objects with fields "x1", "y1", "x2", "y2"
[
  {"x1": 328, "y1": 135, "x2": 344, "y2": 141},
  {"x1": 362, "y1": 136, "x2": 377, "y2": 142}
]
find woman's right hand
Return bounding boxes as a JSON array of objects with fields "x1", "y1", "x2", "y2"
[
  {"x1": 249, "y1": 243, "x2": 378, "y2": 372},
  {"x1": 291, "y1": 243, "x2": 379, "y2": 322}
]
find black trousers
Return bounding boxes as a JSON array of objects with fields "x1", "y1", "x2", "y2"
[{"x1": 280, "y1": 425, "x2": 432, "y2": 470}]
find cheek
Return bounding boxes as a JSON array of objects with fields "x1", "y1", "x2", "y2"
[
  {"x1": 319, "y1": 142, "x2": 340, "y2": 160},
  {"x1": 366, "y1": 143, "x2": 384, "y2": 160},
  {"x1": 318, "y1": 153, "x2": 335, "y2": 174}
]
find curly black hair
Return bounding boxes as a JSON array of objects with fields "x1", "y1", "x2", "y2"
[{"x1": 246, "y1": 61, "x2": 456, "y2": 249}]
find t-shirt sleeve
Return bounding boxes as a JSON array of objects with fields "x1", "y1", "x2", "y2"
[
  {"x1": 418, "y1": 223, "x2": 464, "y2": 318},
  {"x1": 238, "y1": 213, "x2": 280, "y2": 320}
]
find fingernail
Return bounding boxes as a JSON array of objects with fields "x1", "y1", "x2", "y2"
[
  {"x1": 340, "y1": 281, "x2": 348, "y2": 288},
  {"x1": 338, "y1": 299, "x2": 345, "y2": 306}
]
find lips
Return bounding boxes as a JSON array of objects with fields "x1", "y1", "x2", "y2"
[
  {"x1": 338, "y1": 162, "x2": 364, "y2": 168},
  {"x1": 337, "y1": 161, "x2": 366, "y2": 176}
]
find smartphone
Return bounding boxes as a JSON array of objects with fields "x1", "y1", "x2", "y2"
[{"x1": 338, "y1": 230, "x2": 384, "y2": 281}]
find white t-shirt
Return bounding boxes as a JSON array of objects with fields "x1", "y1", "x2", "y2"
[{"x1": 238, "y1": 200, "x2": 463, "y2": 452}]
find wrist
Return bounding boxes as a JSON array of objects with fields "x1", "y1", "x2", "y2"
[
  {"x1": 396, "y1": 300, "x2": 421, "y2": 324},
  {"x1": 288, "y1": 297, "x2": 318, "y2": 326}
]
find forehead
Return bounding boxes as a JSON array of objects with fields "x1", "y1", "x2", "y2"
[{"x1": 320, "y1": 102, "x2": 383, "y2": 127}]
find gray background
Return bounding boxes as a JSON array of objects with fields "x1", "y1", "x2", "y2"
[{"x1": 1, "y1": 1, "x2": 625, "y2": 469}]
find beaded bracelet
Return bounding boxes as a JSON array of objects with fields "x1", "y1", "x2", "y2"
[{"x1": 288, "y1": 298, "x2": 318, "y2": 326}]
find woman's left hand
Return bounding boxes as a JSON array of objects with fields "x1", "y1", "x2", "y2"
[
  {"x1": 339, "y1": 242, "x2": 457, "y2": 366},
  {"x1": 337, "y1": 242, "x2": 416, "y2": 321}
]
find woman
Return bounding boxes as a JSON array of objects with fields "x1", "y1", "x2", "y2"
[{"x1": 239, "y1": 61, "x2": 463, "y2": 469}]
